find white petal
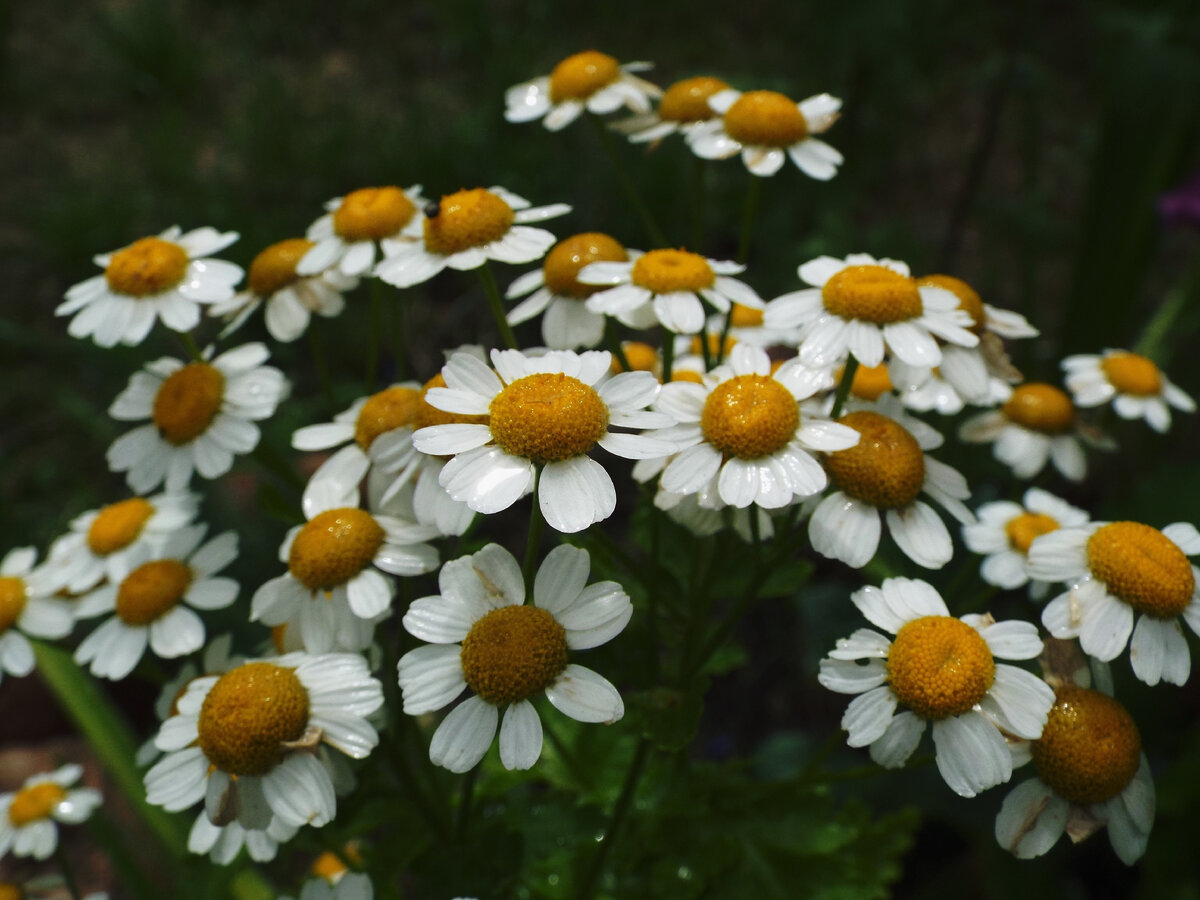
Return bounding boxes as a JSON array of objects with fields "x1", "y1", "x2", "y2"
[
  {"x1": 842, "y1": 685, "x2": 897, "y2": 747},
  {"x1": 397, "y1": 644, "x2": 466, "y2": 714},
  {"x1": 809, "y1": 493, "x2": 881, "y2": 568},
  {"x1": 540, "y1": 456, "x2": 616, "y2": 533},
  {"x1": 345, "y1": 568, "x2": 394, "y2": 618},
  {"x1": 868, "y1": 710, "x2": 926, "y2": 768},
  {"x1": 544, "y1": 664, "x2": 623, "y2": 723},
  {"x1": 262, "y1": 754, "x2": 336, "y2": 827},
  {"x1": 499, "y1": 700, "x2": 544, "y2": 770},
  {"x1": 429, "y1": 696, "x2": 498, "y2": 773},
  {"x1": 932, "y1": 712, "x2": 1011, "y2": 798},
  {"x1": 1129, "y1": 615, "x2": 1190, "y2": 686},
  {"x1": 886, "y1": 502, "x2": 953, "y2": 569},
  {"x1": 817, "y1": 657, "x2": 888, "y2": 694},
  {"x1": 994, "y1": 779, "x2": 1068, "y2": 859},
  {"x1": 978, "y1": 665, "x2": 1054, "y2": 740},
  {"x1": 1078, "y1": 591, "x2": 1134, "y2": 662}
]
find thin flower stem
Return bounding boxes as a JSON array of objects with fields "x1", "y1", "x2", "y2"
[
  {"x1": 542, "y1": 715, "x2": 589, "y2": 788},
  {"x1": 714, "y1": 306, "x2": 735, "y2": 367},
  {"x1": 391, "y1": 287, "x2": 409, "y2": 380},
  {"x1": 736, "y1": 176, "x2": 763, "y2": 265},
  {"x1": 306, "y1": 328, "x2": 336, "y2": 410},
  {"x1": 661, "y1": 329, "x2": 676, "y2": 383},
  {"x1": 603, "y1": 319, "x2": 632, "y2": 373},
  {"x1": 55, "y1": 844, "x2": 82, "y2": 900},
  {"x1": 829, "y1": 356, "x2": 859, "y2": 419},
  {"x1": 689, "y1": 155, "x2": 708, "y2": 251},
  {"x1": 575, "y1": 737, "x2": 652, "y2": 900},
  {"x1": 478, "y1": 261, "x2": 519, "y2": 349},
  {"x1": 697, "y1": 316, "x2": 713, "y2": 371},
  {"x1": 367, "y1": 280, "x2": 384, "y2": 391},
  {"x1": 1133, "y1": 275, "x2": 1195, "y2": 360},
  {"x1": 456, "y1": 764, "x2": 480, "y2": 840},
  {"x1": 523, "y1": 467, "x2": 545, "y2": 589},
  {"x1": 178, "y1": 330, "x2": 204, "y2": 362},
  {"x1": 586, "y1": 112, "x2": 669, "y2": 247}
]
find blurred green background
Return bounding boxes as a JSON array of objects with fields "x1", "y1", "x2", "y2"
[{"x1": 2, "y1": 0, "x2": 1200, "y2": 897}]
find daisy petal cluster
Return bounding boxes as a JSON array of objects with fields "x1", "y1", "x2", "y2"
[
  {"x1": 617, "y1": 75, "x2": 731, "y2": 144},
  {"x1": 1062, "y1": 349, "x2": 1195, "y2": 433},
  {"x1": 107, "y1": 343, "x2": 287, "y2": 493},
  {"x1": 298, "y1": 185, "x2": 426, "y2": 278},
  {"x1": 819, "y1": 578, "x2": 1054, "y2": 797},
  {"x1": 505, "y1": 51, "x2": 660, "y2": 131},
  {"x1": 0, "y1": 765, "x2": 102, "y2": 860},
  {"x1": 398, "y1": 544, "x2": 630, "y2": 772},
  {"x1": 57, "y1": 226, "x2": 242, "y2": 348},
  {"x1": 0, "y1": 548, "x2": 73, "y2": 683},
  {"x1": 959, "y1": 382, "x2": 1088, "y2": 482}
]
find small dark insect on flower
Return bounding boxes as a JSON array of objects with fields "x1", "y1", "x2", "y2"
[{"x1": 424, "y1": 202, "x2": 440, "y2": 219}]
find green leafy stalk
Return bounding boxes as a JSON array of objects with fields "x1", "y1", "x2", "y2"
[
  {"x1": 586, "y1": 112, "x2": 669, "y2": 247},
  {"x1": 829, "y1": 356, "x2": 859, "y2": 419},
  {"x1": 478, "y1": 261, "x2": 519, "y2": 350}
]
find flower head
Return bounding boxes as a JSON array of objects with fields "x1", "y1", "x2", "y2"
[
  {"x1": 959, "y1": 382, "x2": 1090, "y2": 482},
  {"x1": 1062, "y1": 349, "x2": 1195, "y2": 433},
  {"x1": 0, "y1": 765, "x2": 102, "y2": 860},
  {"x1": 297, "y1": 185, "x2": 426, "y2": 278},
  {"x1": 616, "y1": 75, "x2": 731, "y2": 144},
  {"x1": 505, "y1": 51, "x2": 660, "y2": 131},
  {"x1": 0, "y1": 548, "x2": 74, "y2": 685}
]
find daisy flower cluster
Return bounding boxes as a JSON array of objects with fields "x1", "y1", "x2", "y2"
[{"x1": 9, "y1": 45, "x2": 1198, "y2": 900}]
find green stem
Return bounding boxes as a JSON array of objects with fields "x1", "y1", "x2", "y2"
[
  {"x1": 1133, "y1": 276, "x2": 1194, "y2": 360},
  {"x1": 178, "y1": 331, "x2": 203, "y2": 362},
  {"x1": 391, "y1": 287, "x2": 409, "y2": 380},
  {"x1": 55, "y1": 843, "x2": 82, "y2": 900},
  {"x1": 714, "y1": 305, "x2": 735, "y2": 368},
  {"x1": 478, "y1": 261, "x2": 519, "y2": 349},
  {"x1": 306, "y1": 328, "x2": 336, "y2": 410},
  {"x1": 689, "y1": 155, "x2": 708, "y2": 252},
  {"x1": 367, "y1": 280, "x2": 383, "y2": 391},
  {"x1": 587, "y1": 112, "x2": 669, "y2": 247},
  {"x1": 603, "y1": 319, "x2": 633, "y2": 373},
  {"x1": 829, "y1": 356, "x2": 859, "y2": 419},
  {"x1": 660, "y1": 329, "x2": 676, "y2": 383},
  {"x1": 523, "y1": 467, "x2": 545, "y2": 589},
  {"x1": 456, "y1": 765, "x2": 480, "y2": 840},
  {"x1": 575, "y1": 738, "x2": 652, "y2": 900},
  {"x1": 736, "y1": 176, "x2": 763, "y2": 265}
]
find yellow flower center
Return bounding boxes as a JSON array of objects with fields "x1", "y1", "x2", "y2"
[
  {"x1": 7, "y1": 782, "x2": 67, "y2": 827},
  {"x1": 837, "y1": 362, "x2": 893, "y2": 401},
  {"x1": 310, "y1": 844, "x2": 362, "y2": 882},
  {"x1": 115, "y1": 559, "x2": 192, "y2": 625},
  {"x1": 331, "y1": 187, "x2": 416, "y2": 242},
  {"x1": 413, "y1": 373, "x2": 490, "y2": 431},
  {"x1": 0, "y1": 883, "x2": 24, "y2": 900},
  {"x1": 152, "y1": 363, "x2": 225, "y2": 446},
  {"x1": 700, "y1": 375, "x2": 799, "y2": 460},
  {"x1": 288, "y1": 509, "x2": 386, "y2": 591},
  {"x1": 0, "y1": 577, "x2": 27, "y2": 633},
  {"x1": 612, "y1": 342, "x2": 658, "y2": 374},
  {"x1": 460, "y1": 605, "x2": 569, "y2": 705},
  {"x1": 423, "y1": 188, "x2": 515, "y2": 257},
  {"x1": 543, "y1": 233, "x2": 628, "y2": 299},
  {"x1": 729, "y1": 303, "x2": 764, "y2": 327},
  {"x1": 354, "y1": 386, "x2": 422, "y2": 450},
  {"x1": 671, "y1": 370, "x2": 704, "y2": 384},
  {"x1": 197, "y1": 663, "x2": 310, "y2": 776},
  {"x1": 887, "y1": 616, "x2": 995, "y2": 719},
  {"x1": 488, "y1": 373, "x2": 609, "y2": 463},
  {"x1": 1085, "y1": 522, "x2": 1195, "y2": 619},
  {"x1": 722, "y1": 90, "x2": 808, "y2": 147},
  {"x1": 630, "y1": 249, "x2": 715, "y2": 295},
  {"x1": 548, "y1": 50, "x2": 620, "y2": 103},
  {"x1": 918, "y1": 274, "x2": 986, "y2": 334},
  {"x1": 1100, "y1": 352, "x2": 1163, "y2": 397},
  {"x1": 248, "y1": 238, "x2": 315, "y2": 296},
  {"x1": 1006, "y1": 512, "x2": 1059, "y2": 555},
  {"x1": 86, "y1": 497, "x2": 156, "y2": 556},
  {"x1": 821, "y1": 265, "x2": 923, "y2": 325},
  {"x1": 104, "y1": 237, "x2": 189, "y2": 297},
  {"x1": 1032, "y1": 687, "x2": 1141, "y2": 805},
  {"x1": 690, "y1": 333, "x2": 737, "y2": 358},
  {"x1": 658, "y1": 76, "x2": 730, "y2": 123},
  {"x1": 825, "y1": 411, "x2": 925, "y2": 509},
  {"x1": 1001, "y1": 384, "x2": 1075, "y2": 434}
]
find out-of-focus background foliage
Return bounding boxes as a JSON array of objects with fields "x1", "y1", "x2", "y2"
[{"x1": 2, "y1": 0, "x2": 1199, "y2": 897}]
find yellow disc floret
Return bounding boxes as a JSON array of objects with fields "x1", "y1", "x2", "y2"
[
  {"x1": 658, "y1": 76, "x2": 730, "y2": 123},
  {"x1": 0, "y1": 577, "x2": 26, "y2": 633},
  {"x1": 413, "y1": 373, "x2": 490, "y2": 431},
  {"x1": 7, "y1": 782, "x2": 67, "y2": 827},
  {"x1": 1002, "y1": 384, "x2": 1074, "y2": 434},
  {"x1": 630, "y1": 249, "x2": 715, "y2": 294},
  {"x1": 887, "y1": 616, "x2": 995, "y2": 719},
  {"x1": 248, "y1": 238, "x2": 315, "y2": 297},
  {"x1": 840, "y1": 362, "x2": 893, "y2": 401},
  {"x1": 1032, "y1": 687, "x2": 1141, "y2": 805},
  {"x1": 1101, "y1": 352, "x2": 1163, "y2": 397},
  {"x1": 197, "y1": 663, "x2": 310, "y2": 776},
  {"x1": 613, "y1": 342, "x2": 659, "y2": 374},
  {"x1": 700, "y1": 375, "x2": 799, "y2": 460},
  {"x1": 310, "y1": 843, "x2": 361, "y2": 882},
  {"x1": 548, "y1": 50, "x2": 620, "y2": 102},
  {"x1": 1086, "y1": 522, "x2": 1195, "y2": 619},
  {"x1": 918, "y1": 274, "x2": 986, "y2": 334},
  {"x1": 0, "y1": 882, "x2": 23, "y2": 900},
  {"x1": 86, "y1": 497, "x2": 156, "y2": 556},
  {"x1": 115, "y1": 559, "x2": 192, "y2": 626},
  {"x1": 722, "y1": 90, "x2": 807, "y2": 147},
  {"x1": 543, "y1": 233, "x2": 628, "y2": 298},
  {"x1": 729, "y1": 303, "x2": 764, "y2": 327},
  {"x1": 288, "y1": 509, "x2": 386, "y2": 591},
  {"x1": 488, "y1": 373, "x2": 609, "y2": 463},
  {"x1": 105, "y1": 237, "x2": 189, "y2": 297},
  {"x1": 825, "y1": 411, "x2": 925, "y2": 509},
  {"x1": 822, "y1": 265, "x2": 923, "y2": 324},
  {"x1": 332, "y1": 187, "x2": 416, "y2": 242},
  {"x1": 152, "y1": 363, "x2": 225, "y2": 445},
  {"x1": 1006, "y1": 512, "x2": 1059, "y2": 555},
  {"x1": 354, "y1": 386, "x2": 422, "y2": 450},
  {"x1": 423, "y1": 188, "x2": 515, "y2": 257},
  {"x1": 460, "y1": 605, "x2": 569, "y2": 705}
]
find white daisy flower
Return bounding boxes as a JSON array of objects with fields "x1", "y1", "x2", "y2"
[
  {"x1": 1028, "y1": 520, "x2": 1200, "y2": 686},
  {"x1": 250, "y1": 453, "x2": 439, "y2": 652},
  {"x1": 410, "y1": 349, "x2": 674, "y2": 533},
  {"x1": 818, "y1": 577, "x2": 1054, "y2": 798},
  {"x1": 808, "y1": 401, "x2": 974, "y2": 569},
  {"x1": 285, "y1": 872, "x2": 373, "y2": 900},
  {"x1": 210, "y1": 237, "x2": 358, "y2": 342},
  {"x1": 765, "y1": 254, "x2": 979, "y2": 369},
  {"x1": 1062, "y1": 349, "x2": 1195, "y2": 433},
  {"x1": 55, "y1": 226, "x2": 242, "y2": 348},
  {"x1": 0, "y1": 548, "x2": 73, "y2": 684},
  {"x1": 578, "y1": 248, "x2": 763, "y2": 335},
  {"x1": 507, "y1": 232, "x2": 630, "y2": 349},
  {"x1": 73, "y1": 525, "x2": 239, "y2": 681},
  {"x1": 697, "y1": 302, "x2": 802, "y2": 350},
  {"x1": 46, "y1": 492, "x2": 200, "y2": 596},
  {"x1": 145, "y1": 652, "x2": 383, "y2": 830},
  {"x1": 689, "y1": 88, "x2": 843, "y2": 179},
  {"x1": 639, "y1": 344, "x2": 858, "y2": 509},
  {"x1": 375, "y1": 187, "x2": 570, "y2": 289},
  {"x1": 107, "y1": 343, "x2": 288, "y2": 493},
  {"x1": 0, "y1": 764, "x2": 102, "y2": 860},
  {"x1": 188, "y1": 809, "x2": 297, "y2": 865},
  {"x1": 959, "y1": 383, "x2": 1089, "y2": 482},
  {"x1": 398, "y1": 544, "x2": 630, "y2": 773},
  {"x1": 963, "y1": 489, "x2": 1090, "y2": 596},
  {"x1": 616, "y1": 75, "x2": 731, "y2": 144},
  {"x1": 996, "y1": 686, "x2": 1154, "y2": 864},
  {"x1": 505, "y1": 50, "x2": 660, "y2": 131},
  {"x1": 296, "y1": 185, "x2": 426, "y2": 278},
  {"x1": 889, "y1": 363, "x2": 1013, "y2": 416}
]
